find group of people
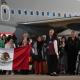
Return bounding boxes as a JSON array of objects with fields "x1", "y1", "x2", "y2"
[
  {"x1": 32, "y1": 29, "x2": 80, "y2": 76},
  {"x1": 0, "y1": 29, "x2": 80, "y2": 76}
]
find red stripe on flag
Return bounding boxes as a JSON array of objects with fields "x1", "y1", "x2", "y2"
[{"x1": 13, "y1": 45, "x2": 31, "y2": 70}]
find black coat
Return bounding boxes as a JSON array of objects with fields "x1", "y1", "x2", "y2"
[
  {"x1": 66, "y1": 37, "x2": 80, "y2": 74},
  {"x1": 66, "y1": 37, "x2": 79, "y2": 54},
  {"x1": 66, "y1": 37, "x2": 80, "y2": 65}
]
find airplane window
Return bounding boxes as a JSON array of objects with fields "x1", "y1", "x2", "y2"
[
  {"x1": 53, "y1": 12, "x2": 55, "y2": 16},
  {"x1": 58, "y1": 13, "x2": 61, "y2": 17},
  {"x1": 18, "y1": 10, "x2": 21, "y2": 14},
  {"x1": 1, "y1": 0, "x2": 6, "y2": 4},
  {"x1": 30, "y1": 11, "x2": 33, "y2": 15},
  {"x1": 64, "y1": 13, "x2": 66, "y2": 18},
  {"x1": 11, "y1": 10, "x2": 14, "y2": 14},
  {"x1": 47, "y1": 12, "x2": 49, "y2": 16},
  {"x1": 36, "y1": 11, "x2": 39, "y2": 15},
  {"x1": 4, "y1": 9, "x2": 6, "y2": 13},
  {"x1": 24, "y1": 11, "x2": 27, "y2": 15},
  {"x1": 42, "y1": 12, "x2": 44, "y2": 16}
]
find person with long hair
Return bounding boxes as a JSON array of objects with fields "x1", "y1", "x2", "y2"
[
  {"x1": 1, "y1": 34, "x2": 7, "y2": 44},
  {"x1": 59, "y1": 36, "x2": 67, "y2": 74},
  {"x1": 46, "y1": 29, "x2": 59, "y2": 76}
]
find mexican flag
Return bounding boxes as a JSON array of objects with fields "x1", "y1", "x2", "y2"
[{"x1": 0, "y1": 45, "x2": 31, "y2": 70}]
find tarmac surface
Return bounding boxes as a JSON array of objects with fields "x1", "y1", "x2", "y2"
[{"x1": 0, "y1": 75, "x2": 80, "y2": 80}]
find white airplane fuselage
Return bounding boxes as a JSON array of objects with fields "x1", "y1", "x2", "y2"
[
  {"x1": 0, "y1": 0, "x2": 80, "y2": 37},
  {"x1": 0, "y1": 0, "x2": 80, "y2": 25}
]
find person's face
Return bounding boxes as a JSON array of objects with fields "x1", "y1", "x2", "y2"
[
  {"x1": 23, "y1": 33, "x2": 29, "y2": 38},
  {"x1": 42, "y1": 37, "x2": 46, "y2": 41},
  {"x1": 23, "y1": 38, "x2": 27, "y2": 43},
  {"x1": 71, "y1": 31, "x2": 76, "y2": 38},
  {"x1": 2, "y1": 35, "x2": 6, "y2": 39},
  {"x1": 37, "y1": 36, "x2": 42, "y2": 42},
  {"x1": 9, "y1": 39, "x2": 13, "y2": 44},
  {"x1": 49, "y1": 29, "x2": 54, "y2": 36},
  {"x1": 61, "y1": 38, "x2": 65, "y2": 42}
]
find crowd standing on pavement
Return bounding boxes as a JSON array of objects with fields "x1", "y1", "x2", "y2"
[{"x1": 0, "y1": 29, "x2": 80, "y2": 76}]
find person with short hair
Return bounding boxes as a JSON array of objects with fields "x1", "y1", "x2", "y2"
[
  {"x1": 33, "y1": 36, "x2": 44, "y2": 74},
  {"x1": 5, "y1": 35, "x2": 16, "y2": 75},
  {"x1": 66, "y1": 31, "x2": 80, "y2": 75}
]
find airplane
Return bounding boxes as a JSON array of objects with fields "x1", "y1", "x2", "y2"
[{"x1": 0, "y1": 0, "x2": 80, "y2": 39}]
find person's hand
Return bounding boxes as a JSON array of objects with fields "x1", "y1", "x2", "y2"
[{"x1": 57, "y1": 55, "x2": 59, "y2": 59}]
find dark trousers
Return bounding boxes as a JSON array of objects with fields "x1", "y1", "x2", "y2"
[
  {"x1": 47, "y1": 54, "x2": 58, "y2": 74},
  {"x1": 67, "y1": 52, "x2": 77, "y2": 74},
  {"x1": 0, "y1": 70, "x2": 2, "y2": 74}
]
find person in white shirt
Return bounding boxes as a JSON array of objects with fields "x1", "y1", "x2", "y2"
[
  {"x1": 5, "y1": 35, "x2": 15, "y2": 49},
  {"x1": 5, "y1": 35, "x2": 16, "y2": 75}
]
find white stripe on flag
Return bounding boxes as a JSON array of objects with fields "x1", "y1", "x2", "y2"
[{"x1": 0, "y1": 48, "x2": 14, "y2": 70}]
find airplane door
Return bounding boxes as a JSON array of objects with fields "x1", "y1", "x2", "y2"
[{"x1": 1, "y1": 4, "x2": 10, "y2": 21}]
